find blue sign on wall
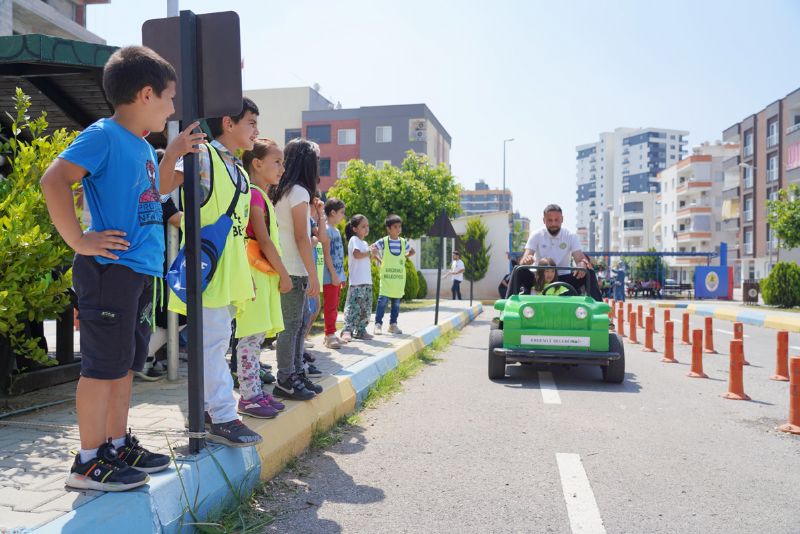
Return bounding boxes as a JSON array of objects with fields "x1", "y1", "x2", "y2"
[{"x1": 694, "y1": 266, "x2": 728, "y2": 299}]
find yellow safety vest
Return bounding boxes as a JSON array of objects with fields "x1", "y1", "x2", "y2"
[{"x1": 379, "y1": 236, "x2": 406, "y2": 298}]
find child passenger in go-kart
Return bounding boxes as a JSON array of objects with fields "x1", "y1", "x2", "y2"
[{"x1": 531, "y1": 258, "x2": 568, "y2": 296}]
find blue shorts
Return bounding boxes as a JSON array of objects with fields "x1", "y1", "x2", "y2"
[{"x1": 73, "y1": 255, "x2": 153, "y2": 380}]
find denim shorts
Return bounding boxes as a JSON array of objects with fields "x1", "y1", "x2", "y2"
[{"x1": 73, "y1": 255, "x2": 153, "y2": 379}]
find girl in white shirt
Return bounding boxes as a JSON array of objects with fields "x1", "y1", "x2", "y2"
[{"x1": 341, "y1": 214, "x2": 373, "y2": 342}]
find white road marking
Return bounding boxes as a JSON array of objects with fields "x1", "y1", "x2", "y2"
[
  {"x1": 715, "y1": 329, "x2": 750, "y2": 338},
  {"x1": 556, "y1": 453, "x2": 607, "y2": 534},
  {"x1": 538, "y1": 371, "x2": 561, "y2": 405}
]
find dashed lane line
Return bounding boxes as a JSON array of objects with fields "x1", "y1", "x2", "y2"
[
  {"x1": 538, "y1": 371, "x2": 561, "y2": 405},
  {"x1": 556, "y1": 453, "x2": 607, "y2": 534}
]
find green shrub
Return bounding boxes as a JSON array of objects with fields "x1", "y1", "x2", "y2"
[
  {"x1": 416, "y1": 269, "x2": 428, "y2": 298},
  {"x1": 403, "y1": 259, "x2": 419, "y2": 302},
  {"x1": 0, "y1": 89, "x2": 77, "y2": 366},
  {"x1": 761, "y1": 262, "x2": 800, "y2": 308}
]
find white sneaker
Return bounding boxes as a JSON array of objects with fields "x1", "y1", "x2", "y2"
[
  {"x1": 388, "y1": 324, "x2": 403, "y2": 335},
  {"x1": 374, "y1": 324, "x2": 383, "y2": 335}
]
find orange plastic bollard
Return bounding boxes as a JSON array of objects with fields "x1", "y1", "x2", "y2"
[
  {"x1": 771, "y1": 331, "x2": 790, "y2": 381},
  {"x1": 626, "y1": 302, "x2": 633, "y2": 324},
  {"x1": 723, "y1": 339, "x2": 750, "y2": 400},
  {"x1": 662, "y1": 321, "x2": 677, "y2": 363},
  {"x1": 637, "y1": 304, "x2": 644, "y2": 328},
  {"x1": 703, "y1": 317, "x2": 717, "y2": 354},
  {"x1": 688, "y1": 329, "x2": 708, "y2": 378},
  {"x1": 643, "y1": 315, "x2": 656, "y2": 352},
  {"x1": 649, "y1": 307, "x2": 658, "y2": 333},
  {"x1": 629, "y1": 312, "x2": 639, "y2": 344},
  {"x1": 681, "y1": 312, "x2": 690, "y2": 345},
  {"x1": 778, "y1": 357, "x2": 800, "y2": 435},
  {"x1": 733, "y1": 322, "x2": 744, "y2": 340},
  {"x1": 663, "y1": 309, "x2": 671, "y2": 333},
  {"x1": 617, "y1": 308, "x2": 625, "y2": 337}
]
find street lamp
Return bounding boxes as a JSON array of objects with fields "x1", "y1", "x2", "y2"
[{"x1": 503, "y1": 138, "x2": 515, "y2": 270}]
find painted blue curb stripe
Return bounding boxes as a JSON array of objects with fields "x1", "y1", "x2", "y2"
[
  {"x1": 693, "y1": 306, "x2": 717, "y2": 317},
  {"x1": 735, "y1": 309, "x2": 766, "y2": 327},
  {"x1": 336, "y1": 350, "x2": 400, "y2": 403},
  {"x1": 35, "y1": 446, "x2": 260, "y2": 534}
]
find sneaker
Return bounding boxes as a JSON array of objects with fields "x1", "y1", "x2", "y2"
[
  {"x1": 299, "y1": 372, "x2": 323, "y2": 394},
  {"x1": 388, "y1": 324, "x2": 403, "y2": 335},
  {"x1": 134, "y1": 367, "x2": 165, "y2": 381},
  {"x1": 117, "y1": 430, "x2": 171, "y2": 473},
  {"x1": 323, "y1": 335, "x2": 341, "y2": 349},
  {"x1": 263, "y1": 393, "x2": 285, "y2": 411},
  {"x1": 302, "y1": 351, "x2": 316, "y2": 363},
  {"x1": 374, "y1": 324, "x2": 383, "y2": 335},
  {"x1": 273, "y1": 374, "x2": 316, "y2": 401},
  {"x1": 304, "y1": 341, "x2": 314, "y2": 349},
  {"x1": 207, "y1": 419, "x2": 263, "y2": 447},
  {"x1": 238, "y1": 395, "x2": 278, "y2": 419},
  {"x1": 305, "y1": 363, "x2": 323, "y2": 377},
  {"x1": 66, "y1": 439, "x2": 149, "y2": 492},
  {"x1": 354, "y1": 332, "x2": 374, "y2": 340},
  {"x1": 260, "y1": 362, "x2": 273, "y2": 371},
  {"x1": 341, "y1": 331, "x2": 353, "y2": 343},
  {"x1": 259, "y1": 368, "x2": 276, "y2": 385}
]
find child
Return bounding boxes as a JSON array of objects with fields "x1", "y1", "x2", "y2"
[
  {"x1": 234, "y1": 139, "x2": 291, "y2": 419},
  {"x1": 341, "y1": 215, "x2": 374, "y2": 342},
  {"x1": 161, "y1": 97, "x2": 263, "y2": 447},
  {"x1": 299, "y1": 206, "x2": 326, "y2": 377},
  {"x1": 533, "y1": 257, "x2": 568, "y2": 295},
  {"x1": 371, "y1": 214, "x2": 415, "y2": 335},
  {"x1": 321, "y1": 198, "x2": 346, "y2": 348},
  {"x1": 271, "y1": 138, "x2": 322, "y2": 400},
  {"x1": 443, "y1": 250, "x2": 465, "y2": 300},
  {"x1": 41, "y1": 46, "x2": 202, "y2": 491}
]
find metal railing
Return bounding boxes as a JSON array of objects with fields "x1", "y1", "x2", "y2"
[
  {"x1": 767, "y1": 134, "x2": 779, "y2": 147},
  {"x1": 744, "y1": 209, "x2": 753, "y2": 222},
  {"x1": 767, "y1": 168, "x2": 778, "y2": 182}
]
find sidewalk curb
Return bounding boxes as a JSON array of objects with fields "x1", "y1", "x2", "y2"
[
  {"x1": 32, "y1": 303, "x2": 483, "y2": 533},
  {"x1": 650, "y1": 301, "x2": 800, "y2": 332}
]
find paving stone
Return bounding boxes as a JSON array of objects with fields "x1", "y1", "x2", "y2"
[
  {"x1": 0, "y1": 507, "x2": 64, "y2": 531},
  {"x1": 0, "y1": 488, "x2": 63, "y2": 512},
  {"x1": 32, "y1": 490, "x2": 100, "y2": 513}
]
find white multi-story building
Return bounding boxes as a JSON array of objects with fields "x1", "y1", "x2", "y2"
[
  {"x1": 615, "y1": 192, "x2": 658, "y2": 251},
  {"x1": 656, "y1": 142, "x2": 739, "y2": 271},
  {"x1": 576, "y1": 127, "x2": 688, "y2": 251}
]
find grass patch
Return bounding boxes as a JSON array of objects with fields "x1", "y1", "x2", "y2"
[
  {"x1": 310, "y1": 412, "x2": 362, "y2": 451},
  {"x1": 203, "y1": 484, "x2": 276, "y2": 533}
]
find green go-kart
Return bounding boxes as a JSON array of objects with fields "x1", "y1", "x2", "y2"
[{"x1": 489, "y1": 265, "x2": 625, "y2": 383}]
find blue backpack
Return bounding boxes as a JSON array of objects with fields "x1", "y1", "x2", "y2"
[{"x1": 167, "y1": 147, "x2": 243, "y2": 303}]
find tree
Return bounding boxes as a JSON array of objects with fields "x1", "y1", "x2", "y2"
[
  {"x1": 512, "y1": 219, "x2": 528, "y2": 252},
  {"x1": 462, "y1": 218, "x2": 491, "y2": 283},
  {"x1": 630, "y1": 249, "x2": 668, "y2": 281},
  {"x1": 767, "y1": 184, "x2": 800, "y2": 249},
  {"x1": 0, "y1": 89, "x2": 76, "y2": 366},
  {"x1": 328, "y1": 152, "x2": 461, "y2": 243}
]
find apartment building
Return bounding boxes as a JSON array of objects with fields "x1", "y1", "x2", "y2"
[
  {"x1": 302, "y1": 104, "x2": 451, "y2": 192},
  {"x1": 460, "y1": 180, "x2": 513, "y2": 215},
  {"x1": 722, "y1": 87, "x2": 800, "y2": 281},
  {"x1": 615, "y1": 192, "x2": 658, "y2": 252},
  {"x1": 577, "y1": 127, "x2": 688, "y2": 251},
  {"x1": 1, "y1": 0, "x2": 107, "y2": 43},
  {"x1": 244, "y1": 86, "x2": 334, "y2": 149},
  {"x1": 656, "y1": 142, "x2": 739, "y2": 269}
]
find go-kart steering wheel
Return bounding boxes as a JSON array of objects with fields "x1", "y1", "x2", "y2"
[{"x1": 542, "y1": 281, "x2": 578, "y2": 296}]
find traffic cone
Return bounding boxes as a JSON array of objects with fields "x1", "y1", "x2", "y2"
[
  {"x1": 681, "y1": 312, "x2": 690, "y2": 345},
  {"x1": 778, "y1": 357, "x2": 800, "y2": 435},
  {"x1": 663, "y1": 309, "x2": 671, "y2": 333},
  {"x1": 688, "y1": 329, "x2": 708, "y2": 378},
  {"x1": 637, "y1": 304, "x2": 644, "y2": 328},
  {"x1": 771, "y1": 331, "x2": 790, "y2": 381},
  {"x1": 722, "y1": 339, "x2": 750, "y2": 400},
  {"x1": 643, "y1": 315, "x2": 656, "y2": 352},
  {"x1": 617, "y1": 308, "x2": 625, "y2": 338},
  {"x1": 704, "y1": 317, "x2": 717, "y2": 354},
  {"x1": 733, "y1": 322, "x2": 744, "y2": 340},
  {"x1": 629, "y1": 312, "x2": 639, "y2": 344},
  {"x1": 662, "y1": 321, "x2": 677, "y2": 363}
]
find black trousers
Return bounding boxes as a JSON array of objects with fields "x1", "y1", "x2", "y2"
[{"x1": 452, "y1": 280, "x2": 462, "y2": 300}]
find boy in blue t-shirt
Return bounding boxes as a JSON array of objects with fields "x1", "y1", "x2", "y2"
[
  {"x1": 42, "y1": 46, "x2": 205, "y2": 492},
  {"x1": 370, "y1": 214, "x2": 415, "y2": 335}
]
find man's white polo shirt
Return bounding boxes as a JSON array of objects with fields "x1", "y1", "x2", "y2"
[{"x1": 525, "y1": 226, "x2": 582, "y2": 269}]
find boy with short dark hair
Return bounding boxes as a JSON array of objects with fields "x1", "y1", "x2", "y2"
[
  {"x1": 42, "y1": 46, "x2": 205, "y2": 491},
  {"x1": 370, "y1": 214, "x2": 415, "y2": 335}
]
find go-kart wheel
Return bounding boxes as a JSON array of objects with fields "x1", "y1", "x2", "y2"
[
  {"x1": 602, "y1": 333, "x2": 625, "y2": 383},
  {"x1": 488, "y1": 329, "x2": 506, "y2": 379}
]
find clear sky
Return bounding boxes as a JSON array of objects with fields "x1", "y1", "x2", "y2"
[{"x1": 86, "y1": 0, "x2": 800, "y2": 226}]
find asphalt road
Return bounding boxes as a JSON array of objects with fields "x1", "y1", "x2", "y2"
[{"x1": 263, "y1": 307, "x2": 800, "y2": 534}]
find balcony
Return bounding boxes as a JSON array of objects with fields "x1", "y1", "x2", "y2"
[
  {"x1": 722, "y1": 218, "x2": 740, "y2": 231},
  {"x1": 676, "y1": 206, "x2": 712, "y2": 219},
  {"x1": 767, "y1": 134, "x2": 779, "y2": 147},
  {"x1": 676, "y1": 231, "x2": 713, "y2": 243},
  {"x1": 788, "y1": 123, "x2": 800, "y2": 135},
  {"x1": 722, "y1": 186, "x2": 740, "y2": 199},
  {"x1": 675, "y1": 180, "x2": 712, "y2": 196},
  {"x1": 744, "y1": 144, "x2": 754, "y2": 157}
]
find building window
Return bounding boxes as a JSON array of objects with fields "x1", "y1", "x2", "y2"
[
  {"x1": 743, "y1": 130, "x2": 754, "y2": 157},
  {"x1": 376, "y1": 126, "x2": 392, "y2": 143},
  {"x1": 337, "y1": 161, "x2": 348, "y2": 178},
  {"x1": 307, "y1": 124, "x2": 331, "y2": 144},
  {"x1": 744, "y1": 229, "x2": 753, "y2": 255},
  {"x1": 743, "y1": 196, "x2": 753, "y2": 222},
  {"x1": 743, "y1": 165, "x2": 754, "y2": 188},
  {"x1": 285, "y1": 128, "x2": 301, "y2": 145},
  {"x1": 767, "y1": 119, "x2": 779, "y2": 147},
  {"x1": 319, "y1": 158, "x2": 331, "y2": 177},
  {"x1": 337, "y1": 128, "x2": 356, "y2": 145},
  {"x1": 375, "y1": 160, "x2": 391, "y2": 169},
  {"x1": 767, "y1": 153, "x2": 778, "y2": 182}
]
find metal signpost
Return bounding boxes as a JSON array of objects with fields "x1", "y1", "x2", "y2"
[
  {"x1": 143, "y1": 10, "x2": 242, "y2": 454},
  {"x1": 427, "y1": 210, "x2": 458, "y2": 325}
]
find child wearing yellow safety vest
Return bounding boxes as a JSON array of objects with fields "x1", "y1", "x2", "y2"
[
  {"x1": 163, "y1": 98, "x2": 263, "y2": 447},
  {"x1": 234, "y1": 139, "x2": 290, "y2": 419},
  {"x1": 370, "y1": 214, "x2": 415, "y2": 335}
]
